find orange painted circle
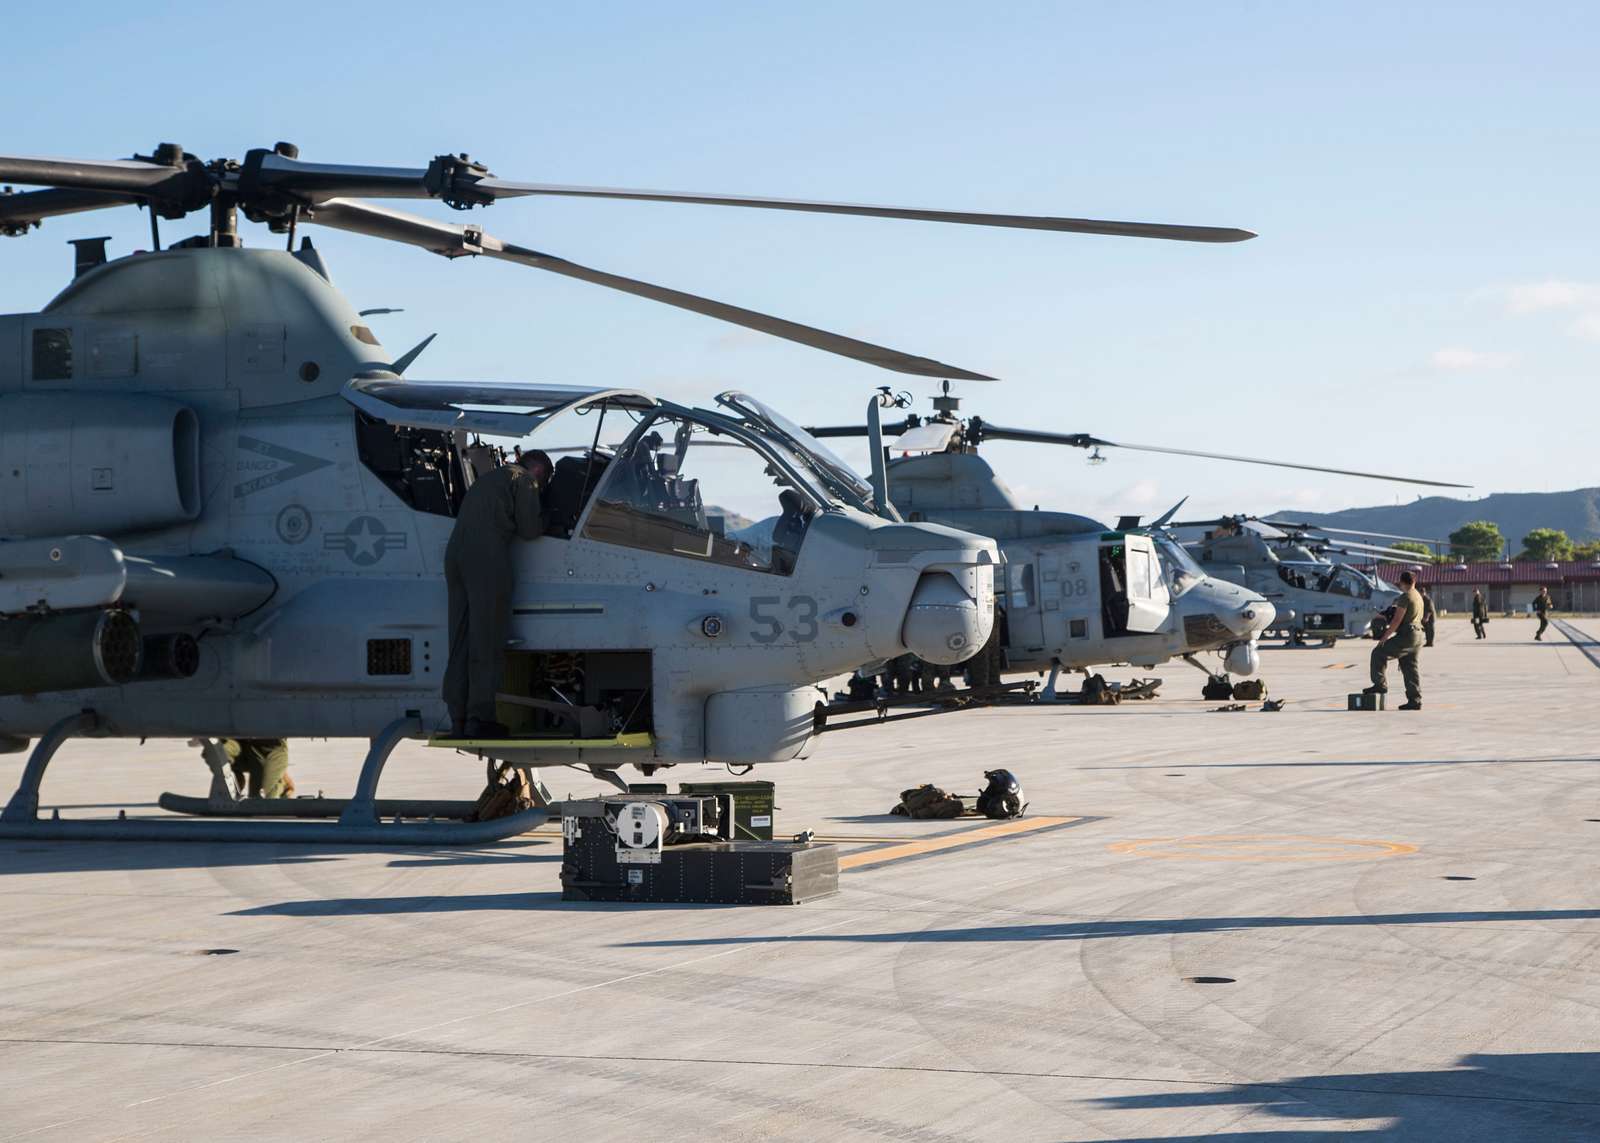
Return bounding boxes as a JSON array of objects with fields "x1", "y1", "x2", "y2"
[{"x1": 1107, "y1": 835, "x2": 1417, "y2": 862}]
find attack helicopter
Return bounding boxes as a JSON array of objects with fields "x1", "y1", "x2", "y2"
[
  {"x1": 1173, "y1": 515, "x2": 1441, "y2": 643},
  {"x1": 0, "y1": 141, "x2": 1254, "y2": 841},
  {"x1": 807, "y1": 386, "x2": 1466, "y2": 695}
]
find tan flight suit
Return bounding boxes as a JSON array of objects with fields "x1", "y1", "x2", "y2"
[
  {"x1": 1371, "y1": 586, "x2": 1425, "y2": 703},
  {"x1": 224, "y1": 738, "x2": 291, "y2": 798},
  {"x1": 443, "y1": 463, "x2": 543, "y2": 728}
]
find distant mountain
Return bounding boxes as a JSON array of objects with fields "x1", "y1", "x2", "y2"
[
  {"x1": 1267, "y1": 488, "x2": 1600, "y2": 547},
  {"x1": 704, "y1": 505, "x2": 756, "y2": 533}
]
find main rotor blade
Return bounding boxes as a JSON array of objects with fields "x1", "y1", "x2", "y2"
[
  {"x1": 1268, "y1": 521, "x2": 1447, "y2": 545},
  {"x1": 303, "y1": 200, "x2": 995, "y2": 380},
  {"x1": 0, "y1": 187, "x2": 141, "y2": 233},
  {"x1": 1313, "y1": 539, "x2": 1434, "y2": 561},
  {"x1": 1242, "y1": 519, "x2": 1288, "y2": 540},
  {"x1": 973, "y1": 422, "x2": 1470, "y2": 488},
  {"x1": 478, "y1": 181, "x2": 1256, "y2": 243},
  {"x1": 178, "y1": 151, "x2": 1259, "y2": 241},
  {"x1": 0, "y1": 154, "x2": 185, "y2": 196},
  {"x1": 1103, "y1": 441, "x2": 1470, "y2": 488},
  {"x1": 801, "y1": 423, "x2": 909, "y2": 439},
  {"x1": 0, "y1": 152, "x2": 1257, "y2": 246},
  {"x1": 242, "y1": 153, "x2": 436, "y2": 202}
]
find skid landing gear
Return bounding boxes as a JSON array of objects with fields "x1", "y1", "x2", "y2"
[
  {"x1": 0, "y1": 713, "x2": 550, "y2": 844},
  {"x1": 1181, "y1": 653, "x2": 1235, "y2": 700}
]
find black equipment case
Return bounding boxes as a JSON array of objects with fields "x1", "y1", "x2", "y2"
[{"x1": 559, "y1": 796, "x2": 838, "y2": 905}]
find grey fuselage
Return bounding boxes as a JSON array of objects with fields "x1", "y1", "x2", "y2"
[
  {"x1": 0, "y1": 247, "x2": 998, "y2": 766},
  {"x1": 1186, "y1": 531, "x2": 1397, "y2": 639},
  {"x1": 886, "y1": 451, "x2": 1272, "y2": 672}
]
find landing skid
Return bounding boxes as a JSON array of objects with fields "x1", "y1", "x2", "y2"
[
  {"x1": 0, "y1": 713, "x2": 550, "y2": 844},
  {"x1": 1039, "y1": 661, "x2": 1162, "y2": 704},
  {"x1": 1181, "y1": 653, "x2": 1240, "y2": 700}
]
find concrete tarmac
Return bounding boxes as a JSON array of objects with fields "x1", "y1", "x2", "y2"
[{"x1": 2, "y1": 616, "x2": 1598, "y2": 1141}]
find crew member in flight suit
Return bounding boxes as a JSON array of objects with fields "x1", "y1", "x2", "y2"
[
  {"x1": 1533, "y1": 585, "x2": 1553, "y2": 641},
  {"x1": 1366, "y1": 569, "x2": 1426, "y2": 710},
  {"x1": 443, "y1": 450, "x2": 551, "y2": 738},
  {"x1": 1420, "y1": 585, "x2": 1437, "y2": 647},
  {"x1": 1470, "y1": 588, "x2": 1489, "y2": 639},
  {"x1": 224, "y1": 738, "x2": 294, "y2": 798}
]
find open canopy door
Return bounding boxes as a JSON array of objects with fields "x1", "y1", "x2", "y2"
[
  {"x1": 1101, "y1": 534, "x2": 1170, "y2": 637},
  {"x1": 341, "y1": 377, "x2": 655, "y2": 437}
]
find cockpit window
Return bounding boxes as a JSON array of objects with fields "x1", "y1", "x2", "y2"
[
  {"x1": 1278, "y1": 562, "x2": 1332, "y2": 593},
  {"x1": 581, "y1": 411, "x2": 816, "y2": 575},
  {"x1": 1155, "y1": 536, "x2": 1204, "y2": 595},
  {"x1": 1327, "y1": 566, "x2": 1373, "y2": 599},
  {"x1": 716, "y1": 391, "x2": 876, "y2": 511}
]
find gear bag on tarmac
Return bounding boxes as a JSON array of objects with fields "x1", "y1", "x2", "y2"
[{"x1": 892, "y1": 784, "x2": 965, "y2": 819}]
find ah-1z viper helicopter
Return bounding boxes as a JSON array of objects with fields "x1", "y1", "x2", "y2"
[
  {"x1": 0, "y1": 141, "x2": 1255, "y2": 841},
  {"x1": 1173, "y1": 515, "x2": 1449, "y2": 643},
  {"x1": 807, "y1": 386, "x2": 1463, "y2": 696}
]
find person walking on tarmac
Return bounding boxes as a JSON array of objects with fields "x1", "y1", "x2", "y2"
[
  {"x1": 1533, "y1": 585, "x2": 1554, "y2": 641},
  {"x1": 1420, "y1": 585, "x2": 1437, "y2": 647},
  {"x1": 1366, "y1": 569, "x2": 1426, "y2": 710},
  {"x1": 444, "y1": 449, "x2": 551, "y2": 738},
  {"x1": 1471, "y1": 588, "x2": 1489, "y2": 639}
]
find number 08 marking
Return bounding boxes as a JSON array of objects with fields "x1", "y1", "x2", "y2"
[{"x1": 750, "y1": 595, "x2": 819, "y2": 643}]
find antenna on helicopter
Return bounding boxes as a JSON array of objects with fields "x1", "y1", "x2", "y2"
[
  {"x1": 931, "y1": 378, "x2": 962, "y2": 418},
  {"x1": 1087, "y1": 446, "x2": 1107, "y2": 465}
]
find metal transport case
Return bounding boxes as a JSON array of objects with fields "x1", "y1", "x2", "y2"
[
  {"x1": 677, "y1": 779, "x2": 776, "y2": 840},
  {"x1": 560, "y1": 795, "x2": 838, "y2": 905}
]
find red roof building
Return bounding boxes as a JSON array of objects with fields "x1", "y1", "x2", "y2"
[{"x1": 1371, "y1": 560, "x2": 1600, "y2": 613}]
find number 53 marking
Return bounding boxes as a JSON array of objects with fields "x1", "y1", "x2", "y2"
[{"x1": 749, "y1": 595, "x2": 819, "y2": 643}]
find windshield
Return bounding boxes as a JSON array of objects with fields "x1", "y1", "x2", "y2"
[
  {"x1": 1327, "y1": 565, "x2": 1373, "y2": 598},
  {"x1": 1278, "y1": 561, "x2": 1332, "y2": 593},
  {"x1": 1155, "y1": 535, "x2": 1205, "y2": 595},
  {"x1": 1337, "y1": 560, "x2": 1376, "y2": 595},
  {"x1": 716, "y1": 391, "x2": 876, "y2": 509}
]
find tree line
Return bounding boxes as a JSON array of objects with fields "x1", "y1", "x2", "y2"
[{"x1": 1389, "y1": 523, "x2": 1600, "y2": 564}]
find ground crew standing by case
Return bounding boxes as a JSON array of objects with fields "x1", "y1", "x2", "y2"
[
  {"x1": 1471, "y1": 588, "x2": 1489, "y2": 639},
  {"x1": 444, "y1": 450, "x2": 551, "y2": 738},
  {"x1": 1366, "y1": 569, "x2": 1425, "y2": 710},
  {"x1": 1533, "y1": 586, "x2": 1553, "y2": 641}
]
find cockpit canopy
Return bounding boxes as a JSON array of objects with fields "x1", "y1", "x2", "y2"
[
  {"x1": 1277, "y1": 561, "x2": 1374, "y2": 599},
  {"x1": 343, "y1": 378, "x2": 885, "y2": 577}
]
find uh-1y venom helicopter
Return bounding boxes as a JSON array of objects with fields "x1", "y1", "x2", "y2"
[
  {"x1": 0, "y1": 141, "x2": 1256, "y2": 842},
  {"x1": 1172, "y1": 515, "x2": 1446, "y2": 643},
  {"x1": 807, "y1": 386, "x2": 1465, "y2": 697}
]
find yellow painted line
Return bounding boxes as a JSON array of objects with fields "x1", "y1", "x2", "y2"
[
  {"x1": 1322, "y1": 663, "x2": 1356, "y2": 670},
  {"x1": 839, "y1": 816, "x2": 1078, "y2": 871},
  {"x1": 1107, "y1": 834, "x2": 1416, "y2": 863}
]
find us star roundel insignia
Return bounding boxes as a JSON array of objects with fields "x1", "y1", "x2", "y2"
[{"x1": 323, "y1": 516, "x2": 409, "y2": 566}]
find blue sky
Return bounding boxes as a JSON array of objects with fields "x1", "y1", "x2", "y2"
[{"x1": 4, "y1": 2, "x2": 1596, "y2": 525}]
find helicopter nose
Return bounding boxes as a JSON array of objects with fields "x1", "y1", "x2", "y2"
[{"x1": 1239, "y1": 598, "x2": 1276, "y2": 635}]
